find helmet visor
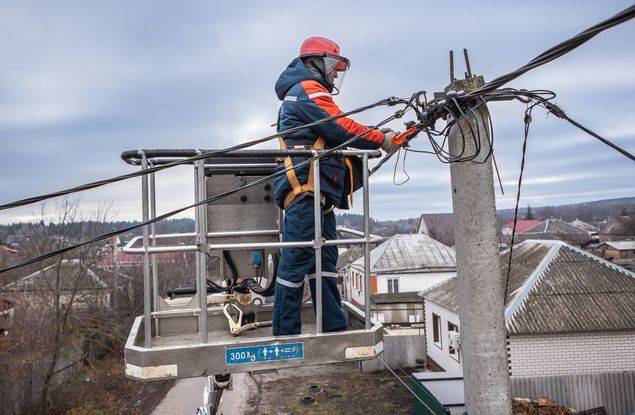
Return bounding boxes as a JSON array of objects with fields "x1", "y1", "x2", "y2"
[{"x1": 323, "y1": 54, "x2": 350, "y2": 94}]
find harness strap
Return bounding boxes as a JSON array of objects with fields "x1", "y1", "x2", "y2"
[
  {"x1": 343, "y1": 157, "x2": 355, "y2": 208},
  {"x1": 279, "y1": 136, "x2": 326, "y2": 210}
]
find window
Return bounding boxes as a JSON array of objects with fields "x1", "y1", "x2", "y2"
[
  {"x1": 432, "y1": 313, "x2": 442, "y2": 348},
  {"x1": 448, "y1": 322, "x2": 459, "y2": 361},
  {"x1": 387, "y1": 278, "x2": 399, "y2": 293}
]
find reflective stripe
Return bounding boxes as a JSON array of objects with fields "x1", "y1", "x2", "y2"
[
  {"x1": 284, "y1": 95, "x2": 297, "y2": 101},
  {"x1": 276, "y1": 277, "x2": 304, "y2": 288},
  {"x1": 307, "y1": 91, "x2": 331, "y2": 100},
  {"x1": 307, "y1": 272, "x2": 338, "y2": 280}
]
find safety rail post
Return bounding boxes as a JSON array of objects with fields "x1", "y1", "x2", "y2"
[
  {"x1": 196, "y1": 158, "x2": 209, "y2": 343},
  {"x1": 362, "y1": 154, "x2": 371, "y2": 330},
  {"x1": 149, "y1": 166, "x2": 159, "y2": 335},
  {"x1": 312, "y1": 158, "x2": 323, "y2": 334},
  {"x1": 140, "y1": 152, "x2": 152, "y2": 348}
]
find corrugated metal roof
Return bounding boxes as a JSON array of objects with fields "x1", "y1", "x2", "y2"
[
  {"x1": 569, "y1": 219, "x2": 599, "y2": 233},
  {"x1": 523, "y1": 218, "x2": 588, "y2": 235},
  {"x1": 421, "y1": 277, "x2": 459, "y2": 313},
  {"x1": 422, "y1": 240, "x2": 635, "y2": 335},
  {"x1": 603, "y1": 240, "x2": 635, "y2": 250},
  {"x1": 351, "y1": 233, "x2": 456, "y2": 274}
]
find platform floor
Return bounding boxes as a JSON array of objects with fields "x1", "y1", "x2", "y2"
[{"x1": 150, "y1": 323, "x2": 334, "y2": 347}]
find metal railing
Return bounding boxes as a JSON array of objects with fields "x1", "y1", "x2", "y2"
[{"x1": 121, "y1": 149, "x2": 382, "y2": 348}]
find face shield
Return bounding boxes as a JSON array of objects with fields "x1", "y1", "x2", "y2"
[{"x1": 322, "y1": 54, "x2": 350, "y2": 95}]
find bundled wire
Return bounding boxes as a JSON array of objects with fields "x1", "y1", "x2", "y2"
[
  {"x1": 0, "y1": 98, "x2": 397, "y2": 212},
  {"x1": 467, "y1": 5, "x2": 635, "y2": 97},
  {"x1": 0, "y1": 103, "x2": 410, "y2": 274}
]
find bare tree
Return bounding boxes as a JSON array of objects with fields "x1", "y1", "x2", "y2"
[
  {"x1": 0, "y1": 199, "x2": 122, "y2": 414},
  {"x1": 425, "y1": 216, "x2": 455, "y2": 247}
]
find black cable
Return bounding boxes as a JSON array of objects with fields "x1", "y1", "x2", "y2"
[
  {"x1": 0, "y1": 108, "x2": 404, "y2": 274},
  {"x1": 503, "y1": 104, "x2": 535, "y2": 303},
  {"x1": 543, "y1": 103, "x2": 635, "y2": 162},
  {"x1": 0, "y1": 99, "x2": 394, "y2": 212},
  {"x1": 467, "y1": 5, "x2": 635, "y2": 97}
]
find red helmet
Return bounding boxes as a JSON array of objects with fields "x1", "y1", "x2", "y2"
[{"x1": 300, "y1": 37, "x2": 349, "y2": 72}]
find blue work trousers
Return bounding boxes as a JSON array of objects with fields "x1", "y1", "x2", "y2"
[{"x1": 272, "y1": 197, "x2": 347, "y2": 335}]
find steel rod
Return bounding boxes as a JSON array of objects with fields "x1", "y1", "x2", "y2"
[
  {"x1": 313, "y1": 159, "x2": 323, "y2": 334},
  {"x1": 196, "y1": 159, "x2": 209, "y2": 343},
  {"x1": 140, "y1": 153, "x2": 152, "y2": 348},
  {"x1": 121, "y1": 148, "x2": 382, "y2": 165},
  {"x1": 362, "y1": 154, "x2": 371, "y2": 330},
  {"x1": 149, "y1": 170, "x2": 159, "y2": 335},
  {"x1": 193, "y1": 162, "x2": 203, "y2": 341},
  {"x1": 122, "y1": 236, "x2": 384, "y2": 254}
]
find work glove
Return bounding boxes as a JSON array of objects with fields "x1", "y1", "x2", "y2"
[{"x1": 380, "y1": 129, "x2": 401, "y2": 154}]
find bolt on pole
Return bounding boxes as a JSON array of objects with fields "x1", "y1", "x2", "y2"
[{"x1": 446, "y1": 74, "x2": 512, "y2": 414}]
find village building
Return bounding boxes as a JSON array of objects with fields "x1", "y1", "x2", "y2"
[
  {"x1": 421, "y1": 240, "x2": 635, "y2": 377},
  {"x1": 598, "y1": 215, "x2": 635, "y2": 242},
  {"x1": 346, "y1": 233, "x2": 456, "y2": 326},
  {"x1": 569, "y1": 218, "x2": 599, "y2": 236},
  {"x1": 0, "y1": 259, "x2": 113, "y2": 337},
  {"x1": 514, "y1": 218, "x2": 595, "y2": 247},
  {"x1": 499, "y1": 219, "x2": 542, "y2": 246}
]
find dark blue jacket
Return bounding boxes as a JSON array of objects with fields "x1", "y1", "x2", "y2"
[{"x1": 274, "y1": 58, "x2": 384, "y2": 209}]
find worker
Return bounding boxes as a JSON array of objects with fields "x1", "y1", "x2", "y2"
[{"x1": 272, "y1": 36, "x2": 401, "y2": 335}]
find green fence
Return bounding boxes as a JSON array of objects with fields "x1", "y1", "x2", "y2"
[{"x1": 411, "y1": 375, "x2": 450, "y2": 415}]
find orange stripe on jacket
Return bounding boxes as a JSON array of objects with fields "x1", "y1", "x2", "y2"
[{"x1": 300, "y1": 80, "x2": 384, "y2": 143}]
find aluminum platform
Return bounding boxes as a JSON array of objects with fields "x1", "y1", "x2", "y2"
[{"x1": 125, "y1": 301, "x2": 384, "y2": 380}]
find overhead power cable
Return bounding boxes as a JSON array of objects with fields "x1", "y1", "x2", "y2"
[
  {"x1": 0, "y1": 99, "x2": 394, "y2": 212},
  {"x1": 543, "y1": 103, "x2": 635, "y2": 162},
  {"x1": 0, "y1": 108, "x2": 407, "y2": 274},
  {"x1": 467, "y1": 5, "x2": 635, "y2": 96}
]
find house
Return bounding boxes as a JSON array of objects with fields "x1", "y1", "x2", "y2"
[
  {"x1": 500, "y1": 220, "x2": 542, "y2": 237},
  {"x1": 514, "y1": 218, "x2": 594, "y2": 247},
  {"x1": 598, "y1": 240, "x2": 635, "y2": 271},
  {"x1": 0, "y1": 259, "x2": 111, "y2": 315},
  {"x1": 600, "y1": 240, "x2": 635, "y2": 259},
  {"x1": 598, "y1": 215, "x2": 635, "y2": 242},
  {"x1": 99, "y1": 236, "x2": 187, "y2": 267},
  {"x1": 346, "y1": 233, "x2": 456, "y2": 326},
  {"x1": 422, "y1": 240, "x2": 635, "y2": 377},
  {"x1": 569, "y1": 218, "x2": 599, "y2": 236},
  {"x1": 499, "y1": 219, "x2": 542, "y2": 245}
]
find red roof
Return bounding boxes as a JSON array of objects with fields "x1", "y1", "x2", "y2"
[
  {"x1": 502, "y1": 220, "x2": 542, "y2": 233},
  {"x1": 0, "y1": 245, "x2": 18, "y2": 254}
]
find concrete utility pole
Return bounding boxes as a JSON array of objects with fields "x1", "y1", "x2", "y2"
[{"x1": 446, "y1": 52, "x2": 512, "y2": 414}]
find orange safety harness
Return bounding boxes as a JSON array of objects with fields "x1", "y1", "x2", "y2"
[{"x1": 278, "y1": 137, "x2": 355, "y2": 212}]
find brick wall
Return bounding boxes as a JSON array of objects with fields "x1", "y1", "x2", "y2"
[{"x1": 508, "y1": 331, "x2": 635, "y2": 377}]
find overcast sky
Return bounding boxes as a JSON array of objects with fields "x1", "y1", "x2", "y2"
[{"x1": 1, "y1": 1, "x2": 634, "y2": 224}]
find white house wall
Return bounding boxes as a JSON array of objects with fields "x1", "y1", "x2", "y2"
[
  {"x1": 424, "y1": 300, "x2": 462, "y2": 372},
  {"x1": 346, "y1": 268, "x2": 454, "y2": 306},
  {"x1": 508, "y1": 331, "x2": 635, "y2": 377},
  {"x1": 377, "y1": 273, "x2": 454, "y2": 294}
]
